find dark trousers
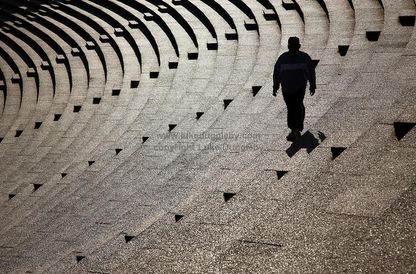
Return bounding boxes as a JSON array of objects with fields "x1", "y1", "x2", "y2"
[{"x1": 282, "y1": 89, "x2": 305, "y2": 131}]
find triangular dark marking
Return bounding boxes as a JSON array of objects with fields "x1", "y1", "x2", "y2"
[
  {"x1": 331, "y1": 147, "x2": 347, "y2": 160},
  {"x1": 142, "y1": 136, "x2": 149, "y2": 143},
  {"x1": 196, "y1": 112, "x2": 204, "y2": 120},
  {"x1": 225, "y1": 31, "x2": 238, "y2": 40},
  {"x1": 15, "y1": 130, "x2": 23, "y2": 137},
  {"x1": 33, "y1": 184, "x2": 42, "y2": 192},
  {"x1": 252, "y1": 86, "x2": 261, "y2": 97},
  {"x1": 366, "y1": 31, "x2": 381, "y2": 41},
  {"x1": 168, "y1": 124, "x2": 177, "y2": 132},
  {"x1": 207, "y1": 42, "x2": 218, "y2": 50},
  {"x1": 399, "y1": 15, "x2": 415, "y2": 26},
  {"x1": 244, "y1": 20, "x2": 257, "y2": 31},
  {"x1": 282, "y1": 0, "x2": 296, "y2": 10},
  {"x1": 169, "y1": 62, "x2": 178, "y2": 69},
  {"x1": 130, "y1": 80, "x2": 140, "y2": 88},
  {"x1": 276, "y1": 170, "x2": 288, "y2": 180},
  {"x1": 53, "y1": 114, "x2": 61, "y2": 121},
  {"x1": 61, "y1": 173, "x2": 67, "y2": 178},
  {"x1": 223, "y1": 192, "x2": 236, "y2": 202},
  {"x1": 175, "y1": 214, "x2": 184, "y2": 222},
  {"x1": 338, "y1": 45, "x2": 349, "y2": 56},
  {"x1": 76, "y1": 255, "x2": 85, "y2": 263},
  {"x1": 263, "y1": 9, "x2": 278, "y2": 21},
  {"x1": 73, "y1": 106, "x2": 81, "y2": 112},
  {"x1": 34, "y1": 122, "x2": 42, "y2": 129},
  {"x1": 188, "y1": 52, "x2": 198, "y2": 60},
  {"x1": 124, "y1": 235, "x2": 135, "y2": 243},
  {"x1": 150, "y1": 71, "x2": 159, "y2": 78},
  {"x1": 88, "y1": 161, "x2": 95, "y2": 166},
  {"x1": 223, "y1": 99, "x2": 233, "y2": 110},
  {"x1": 394, "y1": 122, "x2": 415, "y2": 141},
  {"x1": 115, "y1": 149, "x2": 122, "y2": 155}
]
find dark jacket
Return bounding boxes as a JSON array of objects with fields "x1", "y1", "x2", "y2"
[{"x1": 273, "y1": 51, "x2": 316, "y2": 93}]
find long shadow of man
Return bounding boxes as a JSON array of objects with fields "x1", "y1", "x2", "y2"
[{"x1": 273, "y1": 37, "x2": 316, "y2": 142}]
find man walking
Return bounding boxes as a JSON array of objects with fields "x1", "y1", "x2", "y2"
[{"x1": 273, "y1": 37, "x2": 316, "y2": 142}]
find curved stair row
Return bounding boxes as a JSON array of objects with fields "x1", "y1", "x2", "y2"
[{"x1": 0, "y1": 0, "x2": 415, "y2": 272}]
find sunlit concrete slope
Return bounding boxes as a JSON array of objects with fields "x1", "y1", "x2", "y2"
[{"x1": 0, "y1": 0, "x2": 415, "y2": 272}]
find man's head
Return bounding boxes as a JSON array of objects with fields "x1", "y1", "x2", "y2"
[{"x1": 288, "y1": 37, "x2": 301, "y2": 52}]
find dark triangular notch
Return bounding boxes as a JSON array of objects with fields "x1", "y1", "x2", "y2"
[
  {"x1": 73, "y1": 106, "x2": 81, "y2": 112},
  {"x1": 76, "y1": 255, "x2": 85, "y2": 263},
  {"x1": 276, "y1": 170, "x2": 288, "y2": 180},
  {"x1": 366, "y1": 31, "x2": 381, "y2": 42},
  {"x1": 338, "y1": 45, "x2": 349, "y2": 56},
  {"x1": 399, "y1": 15, "x2": 415, "y2": 26},
  {"x1": 150, "y1": 71, "x2": 159, "y2": 78},
  {"x1": 207, "y1": 42, "x2": 218, "y2": 50},
  {"x1": 223, "y1": 192, "x2": 236, "y2": 202},
  {"x1": 93, "y1": 97, "x2": 101, "y2": 104},
  {"x1": 15, "y1": 130, "x2": 23, "y2": 137},
  {"x1": 263, "y1": 9, "x2": 278, "y2": 21},
  {"x1": 312, "y1": 59, "x2": 320, "y2": 68},
  {"x1": 40, "y1": 61, "x2": 50, "y2": 70},
  {"x1": 0, "y1": 137, "x2": 3, "y2": 143},
  {"x1": 244, "y1": 20, "x2": 257, "y2": 31},
  {"x1": 130, "y1": 80, "x2": 140, "y2": 88},
  {"x1": 33, "y1": 184, "x2": 43, "y2": 192},
  {"x1": 88, "y1": 161, "x2": 95, "y2": 166},
  {"x1": 223, "y1": 99, "x2": 233, "y2": 110},
  {"x1": 34, "y1": 122, "x2": 42, "y2": 129},
  {"x1": 142, "y1": 136, "x2": 149, "y2": 143},
  {"x1": 394, "y1": 122, "x2": 415, "y2": 141},
  {"x1": 196, "y1": 112, "x2": 204, "y2": 120},
  {"x1": 169, "y1": 62, "x2": 178, "y2": 69},
  {"x1": 61, "y1": 173, "x2": 67, "y2": 178},
  {"x1": 252, "y1": 86, "x2": 261, "y2": 97},
  {"x1": 115, "y1": 148, "x2": 122, "y2": 155},
  {"x1": 168, "y1": 124, "x2": 177, "y2": 132},
  {"x1": 225, "y1": 31, "x2": 238, "y2": 40},
  {"x1": 331, "y1": 147, "x2": 346, "y2": 160},
  {"x1": 282, "y1": 0, "x2": 296, "y2": 10},
  {"x1": 9, "y1": 194, "x2": 15, "y2": 200},
  {"x1": 175, "y1": 214, "x2": 184, "y2": 222},
  {"x1": 54, "y1": 114, "x2": 61, "y2": 121},
  {"x1": 124, "y1": 235, "x2": 135, "y2": 243},
  {"x1": 188, "y1": 52, "x2": 198, "y2": 60}
]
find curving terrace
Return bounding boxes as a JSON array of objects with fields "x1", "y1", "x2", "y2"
[{"x1": 0, "y1": 0, "x2": 415, "y2": 273}]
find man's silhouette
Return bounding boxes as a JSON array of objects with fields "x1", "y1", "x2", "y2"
[{"x1": 273, "y1": 37, "x2": 316, "y2": 142}]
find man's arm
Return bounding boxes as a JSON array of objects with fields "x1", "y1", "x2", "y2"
[
  {"x1": 307, "y1": 55, "x2": 316, "y2": 96},
  {"x1": 272, "y1": 61, "x2": 280, "y2": 96}
]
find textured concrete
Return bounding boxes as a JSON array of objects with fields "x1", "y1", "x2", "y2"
[{"x1": 0, "y1": 0, "x2": 415, "y2": 273}]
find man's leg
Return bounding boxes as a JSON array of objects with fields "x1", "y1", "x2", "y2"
[
  {"x1": 283, "y1": 90, "x2": 305, "y2": 131},
  {"x1": 282, "y1": 92, "x2": 297, "y2": 131},
  {"x1": 292, "y1": 89, "x2": 306, "y2": 132}
]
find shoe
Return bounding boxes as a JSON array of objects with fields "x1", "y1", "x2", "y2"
[
  {"x1": 286, "y1": 131, "x2": 296, "y2": 142},
  {"x1": 294, "y1": 130, "x2": 302, "y2": 141}
]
